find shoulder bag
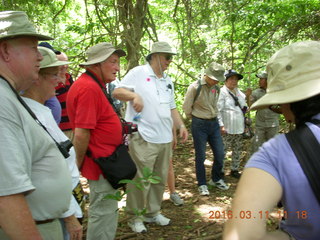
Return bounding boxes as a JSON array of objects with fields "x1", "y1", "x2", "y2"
[
  {"x1": 85, "y1": 71, "x2": 137, "y2": 189},
  {"x1": 228, "y1": 91, "x2": 254, "y2": 139}
]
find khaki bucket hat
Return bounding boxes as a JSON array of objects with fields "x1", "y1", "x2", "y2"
[
  {"x1": 79, "y1": 42, "x2": 126, "y2": 67},
  {"x1": 251, "y1": 40, "x2": 320, "y2": 110},
  {"x1": 204, "y1": 62, "x2": 225, "y2": 82},
  {"x1": 146, "y1": 41, "x2": 177, "y2": 59},
  {"x1": 0, "y1": 11, "x2": 52, "y2": 40},
  {"x1": 39, "y1": 47, "x2": 71, "y2": 69}
]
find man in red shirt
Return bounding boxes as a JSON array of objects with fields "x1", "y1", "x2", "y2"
[{"x1": 67, "y1": 42, "x2": 126, "y2": 240}]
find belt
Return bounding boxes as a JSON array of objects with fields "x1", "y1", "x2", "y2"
[
  {"x1": 192, "y1": 116, "x2": 217, "y2": 121},
  {"x1": 35, "y1": 219, "x2": 55, "y2": 225}
]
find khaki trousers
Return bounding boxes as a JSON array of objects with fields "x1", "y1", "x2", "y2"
[
  {"x1": 126, "y1": 133, "x2": 172, "y2": 218},
  {"x1": 87, "y1": 175, "x2": 118, "y2": 240},
  {"x1": 0, "y1": 219, "x2": 63, "y2": 240}
]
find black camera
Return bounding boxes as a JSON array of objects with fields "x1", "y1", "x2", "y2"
[
  {"x1": 122, "y1": 121, "x2": 138, "y2": 135},
  {"x1": 57, "y1": 140, "x2": 73, "y2": 159}
]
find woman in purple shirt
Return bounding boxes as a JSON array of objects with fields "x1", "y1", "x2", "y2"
[{"x1": 223, "y1": 41, "x2": 320, "y2": 240}]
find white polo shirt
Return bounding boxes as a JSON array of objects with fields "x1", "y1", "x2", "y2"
[{"x1": 119, "y1": 63, "x2": 176, "y2": 143}]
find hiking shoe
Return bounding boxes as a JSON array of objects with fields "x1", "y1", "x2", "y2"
[
  {"x1": 170, "y1": 192, "x2": 184, "y2": 206},
  {"x1": 144, "y1": 214, "x2": 171, "y2": 226},
  {"x1": 208, "y1": 179, "x2": 230, "y2": 190},
  {"x1": 128, "y1": 218, "x2": 147, "y2": 233},
  {"x1": 230, "y1": 170, "x2": 241, "y2": 179},
  {"x1": 198, "y1": 185, "x2": 210, "y2": 196}
]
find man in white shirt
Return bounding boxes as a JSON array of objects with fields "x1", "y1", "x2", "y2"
[{"x1": 113, "y1": 41, "x2": 188, "y2": 233}]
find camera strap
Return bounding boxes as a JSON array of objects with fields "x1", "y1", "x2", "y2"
[
  {"x1": 85, "y1": 70, "x2": 127, "y2": 142},
  {"x1": 0, "y1": 75, "x2": 68, "y2": 158},
  {"x1": 85, "y1": 70, "x2": 122, "y2": 117}
]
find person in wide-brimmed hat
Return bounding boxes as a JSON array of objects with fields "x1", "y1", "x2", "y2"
[
  {"x1": 22, "y1": 46, "x2": 83, "y2": 240},
  {"x1": 113, "y1": 41, "x2": 188, "y2": 233},
  {"x1": 217, "y1": 69, "x2": 248, "y2": 179},
  {"x1": 183, "y1": 62, "x2": 229, "y2": 196},
  {"x1": 224, "y1": 40, "x2": 320, "y2": 239},
  {"x1": 67, "y1": 42, "x2": 126, "y2": 240},
  {"x1": 0, "y1": 11, "x2": 73, "y2": 240}
]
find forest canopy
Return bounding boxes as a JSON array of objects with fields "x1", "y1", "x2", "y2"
[{"x1": 1, "y1": 0, "x2": 320, "y2": 107}]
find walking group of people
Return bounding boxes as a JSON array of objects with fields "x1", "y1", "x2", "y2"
[
  {"x1": 183, "y1": 62, "x2": 280, "y2": 196},
  {"x1": 1, "y1": 9, "x2": 319, "y2": 240}
]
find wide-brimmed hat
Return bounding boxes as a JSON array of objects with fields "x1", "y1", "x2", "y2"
[
  {"x1": 79, "y1": 42, "x2": 126, "y2": 67},
  {"x1": 204, "y1": 62, "x2": 225, "y2": 82},
  {"x1": 39, "y1": 47, "x2": 71, "y2": 69},
  {"x1": 225, "y1": 69, "x2": 243, "y2": 80},
  {"x1": 39, "y1": 42, "x2": 61, "y2": 54},
  {"x1": 146, "y1": 41, "x2": 177, "y2": 59},
  {"x1": 0, "y1": 11, "x2": 52, "y2": 41},
  {"x1": 256, "y1": 71, "x2": 268, "y2": 79},
  {"x1": 251, "y1": 40, "x2": 320, "y2": 110}
]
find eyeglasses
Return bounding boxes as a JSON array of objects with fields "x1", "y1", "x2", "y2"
[
  {"x1": 42, "y1": 72, "x2": 59, "y2": 79},
  {"x1": 164, "y1": 54, "x2": 173, "y2": 61}
]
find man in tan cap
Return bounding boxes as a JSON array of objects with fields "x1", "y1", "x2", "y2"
[
  {"x1": 0, "y1": 11, "x2": 72, "y2": 239},
  {"x1": 183, "y1": 62, "x2": 229, "y2": 196},
  {"x1": 67, "y1": 42, "x2": 126, "y2": 240},
  {"x1": 113, "y1": 41, "x2": 188, "y2": 233},
  {"x1": 247, "y1": 71, "x2": 280, "y2": 153}
]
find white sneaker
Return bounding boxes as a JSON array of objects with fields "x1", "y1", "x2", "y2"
[
  {"x1": 208, "y1": 179, "x2": 230, "y2": 190},
  {"x1": 144, "y1": 214, "x2": 171, "y2": 226},
  {"x1": 170, "y1": 192, "x2": 184, "y2": 206},
  {"x1": 198, "y1": 185, "x2": 209, "y2": 196},
  {"x1": 128, "y1": 218, "x2": 147, "y2": 233}
]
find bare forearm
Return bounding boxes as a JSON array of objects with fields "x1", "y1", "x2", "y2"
[
  {"x1": 112, "y1": 88, "x2": 137, "y2": 101},
  {"x1": 73, "y1": 128, "x2": 90, "y2": 168},
  {"x1": 113, "y1": 88, "x2": 144, "y2": 112},
  {"x1": 0, "y1": 194, "x2": 42, "y2": 240},
  {"x1": 171, "y1": 109, "x2": 185, "y2": 129}
]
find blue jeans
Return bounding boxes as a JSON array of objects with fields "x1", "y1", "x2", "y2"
[{"x1": 191, "y1": 116, "x2": 225, "y2": 185}]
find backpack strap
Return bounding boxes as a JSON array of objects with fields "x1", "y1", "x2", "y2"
[
  {"x1": 193, "y1": 79, "x2": 202, "y2": 104},
  {"x1": 285, "y1": 120, "x2": 320, "y2": 204}
]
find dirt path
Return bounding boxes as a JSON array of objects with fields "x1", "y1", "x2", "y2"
[{"x1": 81, "y1": 137, "x2": 279, "y2": 239}]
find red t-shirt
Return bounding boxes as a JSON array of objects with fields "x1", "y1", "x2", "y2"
[{"x1": 67, "y1": 71, "x2": 123, "y2": 180}]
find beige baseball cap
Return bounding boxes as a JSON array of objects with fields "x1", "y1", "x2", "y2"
[
  {"x1": 256, "y1": 71, "x2": 268, "y2": 79},
  {"x1": 39, "y1": 47, "x2": 71, "y2": 69},
  {"x1": 251, "y1": 40, "x2": 320, "y2": 110},
  {"x1": 79, "y1": 42, "x2": 126, "y2": 67},
  {"x1": 204, "y1": 62, "x2": 225, "y2": 82},
  {"x1": 0, "y1": 11, "x2": 52, "y2": 40}
]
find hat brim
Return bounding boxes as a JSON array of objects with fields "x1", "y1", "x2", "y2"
[
  {"x1": 146, "y1": 51, "x2": 177, "y2": 59},
  {"x1": 41, "y1": 61, "x2": 71, "y2": 69},
  {"x1": 79, "y1": 49, "x2": 126, "y2": 67},
  {"x1": 206, "y1": 74, "x2": 225, "y2": 82},
  {"x1": 226, "y1": 73, "x2": 243, "y2": 80},
  {"x1": 251, "y1": 78, "x2": 320, "y2": 110},
  {"x1": 1, "y1": 32, "x2": 53, "y2": 41}
]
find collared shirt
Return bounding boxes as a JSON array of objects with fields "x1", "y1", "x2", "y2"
[
  {"x1": 118, "y1": 63, "x2": 176, "y2": 144},
  {"x1": 217, "y1": 85, "x2": 247, "y2": 134},
  {"x1": 67, "y1": 71, "x2": 123, "y2": 180},
  {"x1": 183, "y1": 78, "x2": 220, "y2": 119},
  {"x1": 251, "y1": 88, "x2": 279, "y2": 128}
]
